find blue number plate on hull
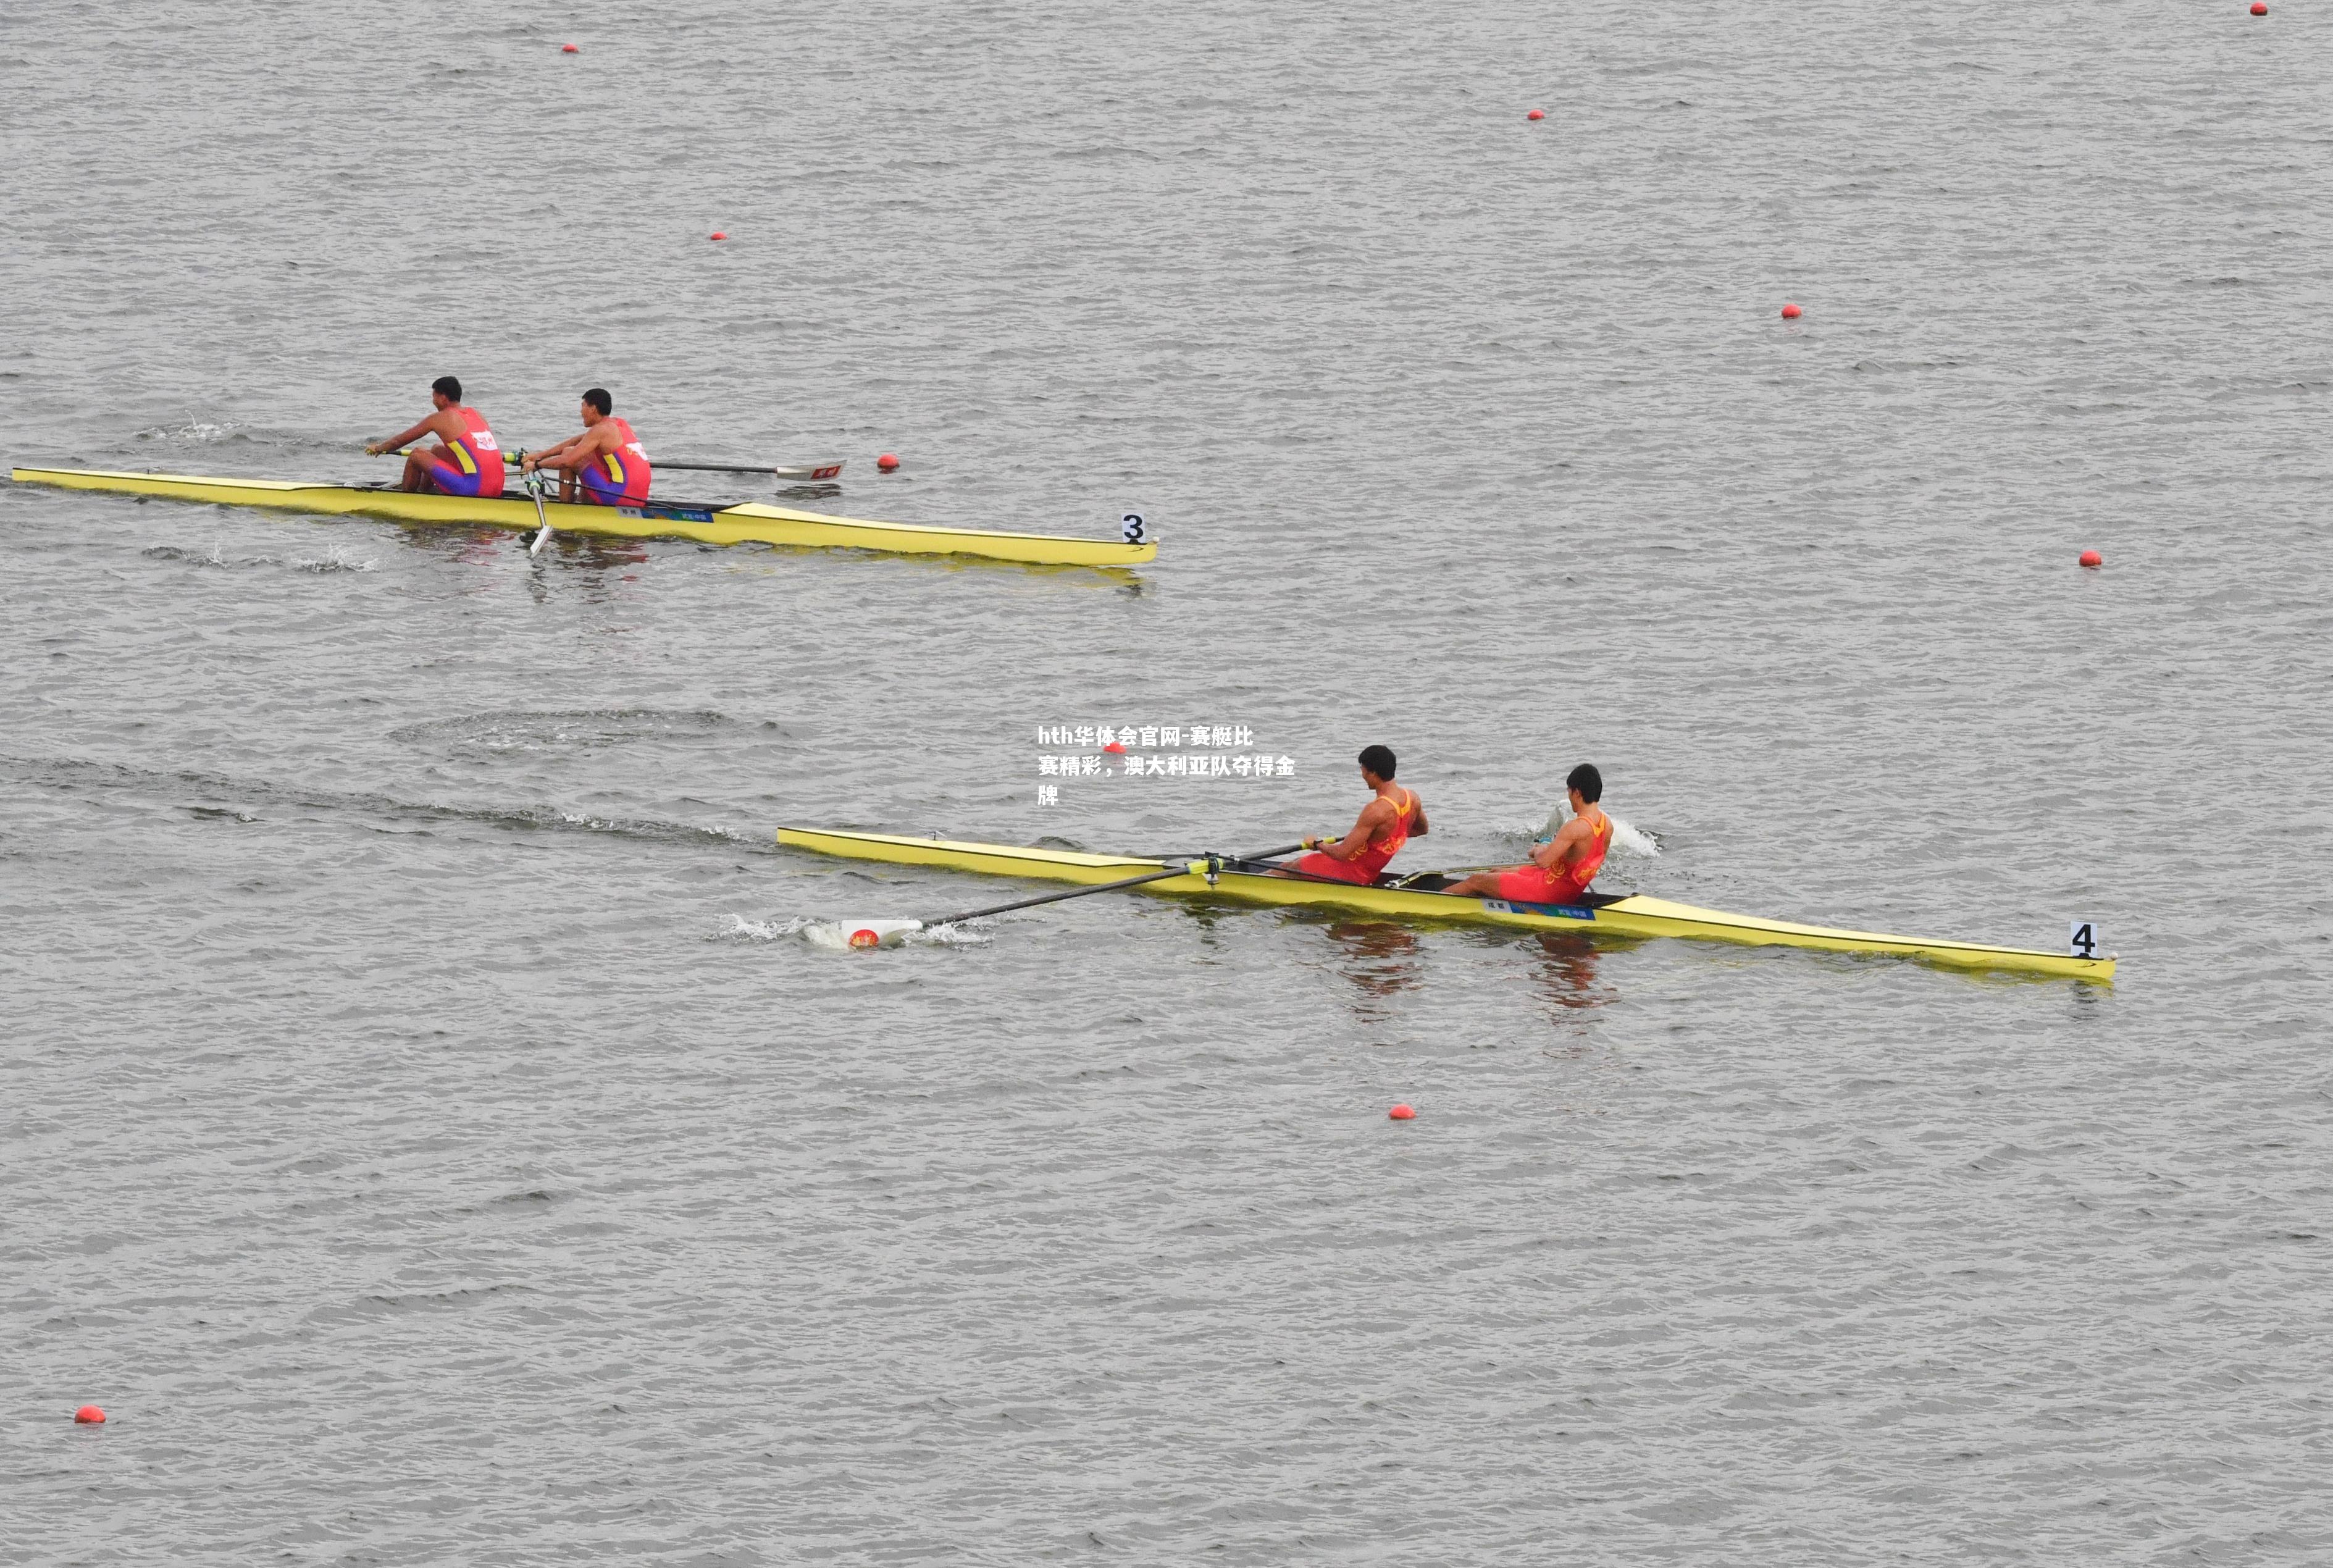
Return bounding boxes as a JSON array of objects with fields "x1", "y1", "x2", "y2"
[
  {"x1": 1481, "y1": 899, "x2": 1597, "y2": 921},
  {"x1": 618, "y1": 506, "x2": 718, "y2": 524}
]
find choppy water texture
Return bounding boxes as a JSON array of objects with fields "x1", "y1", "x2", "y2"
[{"x1": 4, "y1": 2, "x2": 2331, "y2": 1562}]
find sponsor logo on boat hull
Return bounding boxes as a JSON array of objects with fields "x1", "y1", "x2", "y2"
[{"x1": 618, "y1": 506, "x2": 719, "y2": 524}]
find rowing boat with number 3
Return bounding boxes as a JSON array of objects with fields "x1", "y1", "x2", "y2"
[
  {"x1": 776, "y1": 826, "x2": 2117, "y2": 980},
  {"x1": 8, "y1": 467, "x2": 1158, "y2": 568}
]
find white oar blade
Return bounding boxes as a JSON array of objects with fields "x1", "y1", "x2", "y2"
[
  {"x1": 529, "y1": 524, "x2": 554, "y2": 556},
  {"x1": 802, "y1": 917, "x2": 925, "y2": 951}
]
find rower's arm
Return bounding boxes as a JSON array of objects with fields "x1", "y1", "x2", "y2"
[
  {"x1": 524, "y1": 434, "x2": 588, "y2": 469},
  {"x1": 563, "y1": 427, "x2": 618, "y2": 465},
  {"x1": 366, "y1": 417, "x2": 436, "y2": 456},
  {"x1": 1531, "y1": 816, "x2": 1588, "y2": 870},
  {"x1": 1409, "y1": 797, "x2": 1430, "y2": 837},
  {"x1": 1315, "y1": 799, "x2": 1392, "y2": 861}
]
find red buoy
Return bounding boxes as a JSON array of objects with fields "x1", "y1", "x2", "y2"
[
  {"x1": 2251, "y1": 2, "x2": 2267, "y2": 13},
  {"x1": 1780, "y1": 302, "x2": 1803, "y2": 320},
  {"x1": 1388, "y1": 1103, "x2": 1416, "y2": 1121},
  {"x1": 848, "y1": 928, "x2": 881, "y2": 949},
  {"x1": 1527, "y1": 109, "x2": 1545, "y2": 121},
  {"x1": 2079, "y1": 549, "x2": 2103, "y2": 568},
  {"x1": 1102, "y1": 740, "x2": 1126, "y2": 754},
  {"x1": 708, "y1": 231, "x2": 727, "y2": 241},
  {"x1": 74, "y1": 1405, "x2": 106, "y2": 1424},
  {"x1": 876, "y1": 453, "x2": 901, "y2": 472},
  {"x1": 561, "y1": 43, "x2": 579, "y2": 53}
]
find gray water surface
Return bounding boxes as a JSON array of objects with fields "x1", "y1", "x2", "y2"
[{"x1": 4, "y1": 1, "x2": 2330, "y2": 1562}]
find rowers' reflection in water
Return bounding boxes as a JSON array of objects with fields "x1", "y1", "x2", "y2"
[
  {"x1": 1525, "y1": 931, "x2": 1622, "y2": 1021},
  {"x1": 1316, "y1": 918, "x2": 1426, "y2": 1027},
  {"x1": 393, "y1": 526, "x2": 509, "y2": 569},
  {"x1": 514, "y1": 532, "x2": 651, "y2": 606},
  {"x1": 391, "y1": 522, "x2": 649, "y2": 572}
]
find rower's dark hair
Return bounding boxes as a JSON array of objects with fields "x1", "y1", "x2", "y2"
[
  {"x1": 1359, "y1": 744, "x2": 1396, "y2": 779},
  {"x1": 1567, "y1": 762, "x2": 1602, "y2": 802},
  {"x1": 582, "y1": 387, "x2": 613, "y2": 415},
  {"x1": 432, "y1": 375, "x2": 462, "y2": 401}
]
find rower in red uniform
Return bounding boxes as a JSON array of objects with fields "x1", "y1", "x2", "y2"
[
  {"x1": 1278, "y1": 744, "x2": 1428, "y2": 885},
  {"x1": 521, "y1": 387, "x2": 652, "y2": 505},
  {"x1": 365, "y1": 375, "x2": 505, "y2": 497},
  {"x1": 1443, "y1": 763, "x2": 1613, "y2": 905}
]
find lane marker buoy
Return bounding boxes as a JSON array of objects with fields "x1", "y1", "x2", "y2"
[
  {"x1": 1781, "y1": 302, "x2": 1803, "y2": 320},
  {"x1": 1527, "y1": 109, "x2": 1545, "y2": 121},
  {"x1": 75, "y1": 1406, "x2": 106, "y2": 1424},
  {"x1": 2079, "y1": 549, "x2": 2103, "y2": 568},
  {"x1": 1389, "y1": 1104, "x2": 1416, "y2": 1121},
  {"x1": 876, "y1": 453, "x2": 901, "y2": 472}
]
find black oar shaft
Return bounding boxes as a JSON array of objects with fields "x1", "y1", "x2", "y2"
[
  {"x1": 927, "y1": 866, "x2": 1187, "y2": 927},
  {"x1": 924, "y1": 842, "x2": 1304, "y2": 928},
  {"x1": 490, "y1": 455, "x2": 832, "y2": 477},
  {"x1": 653, "y1": 459, "x2": 842, "y2": 477}
]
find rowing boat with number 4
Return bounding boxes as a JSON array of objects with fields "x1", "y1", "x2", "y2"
[
  {"x1": 8, "y1": 467, "x2": 1158, "y2": 568},
  {"x1": 776, "y1": 826, "x2": 2117, "y2": 980}
]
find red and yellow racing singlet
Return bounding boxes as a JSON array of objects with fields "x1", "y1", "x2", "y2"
[
  {"x1": 1291, "y1": 788, "x2": 1416, "y2": 885},
  {"x1": 1496, "y1": 808, "x2": 1612, "y2": 905},
  {"x1": 578, "y1": 417, "x2": 651, "y2": 505}
]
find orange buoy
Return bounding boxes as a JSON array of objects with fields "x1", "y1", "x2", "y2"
[
  {"x1": 2251, "y1": 2, "x2": 2267, "y2": 13},
  {"x1": 2079, "y1": 549, "x2": 2103, "y2": 568},
  {"x1": 561, "y1": 43, "x2": 579, "y2": 53},
  {"x1": 848, "y1": 928, "x2": 881, "y2": 949},
  {"x1": 74, "y1": 1405, "x2": 106, "y2": 1424},
  {"x1": 709, "y1": 231, "x2": 727, "y2": 241},
  {"x1": 876, "y1": 453, "x2": 900, "y2": 472},
  {"x1": 1527, "y1": 109, "x2": 1545, "y2": 121},
  {"x1": 1780, "y1": 302, "x2": 1803, "y2": 320},
  {"x1": 1388, "y1": 1103, "x2": 1416, "y2": 1121},
  {"x1": 1102, "y1": 740, "x2": 1126, "y2": 754}
]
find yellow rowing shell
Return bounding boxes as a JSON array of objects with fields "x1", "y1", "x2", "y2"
[
  {"x1": 9, "y1": 467, "x2": 1157, "y2": 569},
  {"x1": 777, "y1": 826, "x2": 2117, "y2": 981}
]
